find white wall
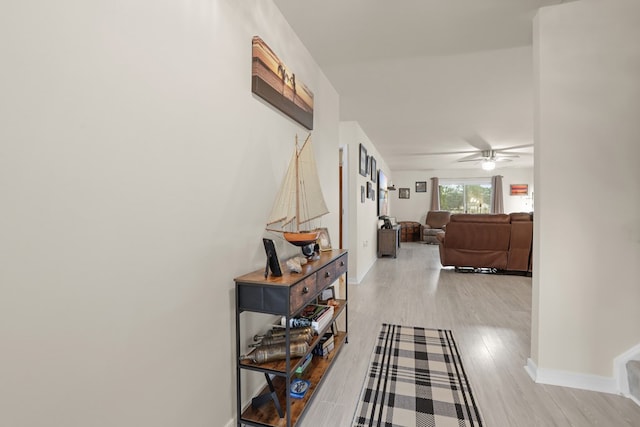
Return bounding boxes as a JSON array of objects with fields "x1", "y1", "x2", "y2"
[
  {"x1": 391, "y1": 168, "x2": 534, "y2": 223},
  {"x1": 341, "y1": 121, "x2": 391, "y2": 283},
  {"x1": 0, "y1": 2, "x2": 339, "y2": 426},
  {"x1": 532, "y1": 0, "x2": 640, "y2": 385}
]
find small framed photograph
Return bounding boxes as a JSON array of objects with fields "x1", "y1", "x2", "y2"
[
  {"x1": 415, "y1": 181, "x2": 427, "y2": 193},
  {"x1": 361, "y1": 185, "x2": 365, "y2": 203},
  {"x1": 366, "y1": 181, "x2": 372, "y2": 198},
  {"x1": 359, "y1": 144, "x2": 368, "y2": 177},
  {"x1": 370, "y1": 188, "x2": 376, "y2": 201},
  {"x1": 370, "y1": 156, "x2": 377, "y2": 182},
  {"x1": 262, "y1": 238, "x2": 282, "y2": 277},
  {"x1": 319, "y1": 286, "x2": 335, "y2": 304},
  {"x1": 315, "y1": 227, "x2": 332, "y2": 251},
  {"x1": 399, "y1": 188, "x2": 410, "y2": 199}
]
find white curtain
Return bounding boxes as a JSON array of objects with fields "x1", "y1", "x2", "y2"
[
  {"x1": 491, "y1": 175, "x2": 504, "y2": 214},
  {"x1": 430, "y1": 177, "x2": 440, "y2": 211}
]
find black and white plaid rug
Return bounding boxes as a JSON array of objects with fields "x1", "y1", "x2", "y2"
[{"x1": 353, "y1": 324, "x2": 483, "y2": 427}]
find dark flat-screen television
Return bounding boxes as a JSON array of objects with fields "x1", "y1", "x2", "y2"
[{"x1": 378, "y1": 169, "x2": 389, "y2": 216}]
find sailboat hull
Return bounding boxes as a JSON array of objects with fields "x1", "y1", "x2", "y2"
[{"x1": 284, "y1": 231, "x2": 319, "y2": 247}]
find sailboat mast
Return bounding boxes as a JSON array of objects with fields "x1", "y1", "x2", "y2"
[{"x1": 295, "y1": 134, "x2": 300, "y2": 232}]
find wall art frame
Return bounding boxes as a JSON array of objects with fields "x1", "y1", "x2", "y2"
[
  {"x1": 359, "y1": 144, "x2": 368, "y2": 177},
  {"x1": 510, "y1": 184, "x2": 529, "y2": 196},
  {"x1": 251, "y1": 36, "x2": 314, "y2": 130},
  {"x1": 370, "y1": 156, "x2": 377, "y2": 182}
]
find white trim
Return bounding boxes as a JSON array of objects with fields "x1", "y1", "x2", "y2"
[
  {"x1": 525, "y1": 358, "x2": 538, "y2": 381},
  {"x1": 614, "y1": 342, "x2": 640, "y2": 397},
  {"x1": 224, "y1": 418, "x2": 234, "y2": 427},
  {"x1": 524, "y1": 358, "x2": 617, "y2": 395}
]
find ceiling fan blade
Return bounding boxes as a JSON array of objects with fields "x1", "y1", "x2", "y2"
[
  {"x1": 457, "y1": 158, "x2": 482, "y2": 163},
  {"x1": 464, "y1": 135, "x2": 492, "y2": 151},
  {"x1": 497, "y1": 144, "x2": 534, "y2": 152},
  {"x1": 405, "y1": 149, "x2": 479, "y2": 156},
  {"x1": 457, "y1": 152, "x2": 484, "y2": 162},
  {"x1": 495, "y1": 158, "x2": 513, "y2": 162}
]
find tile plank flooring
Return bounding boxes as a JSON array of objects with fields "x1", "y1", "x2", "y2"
[{"x1": 299, "y1": 243, "x2": 640, "y2": 426}]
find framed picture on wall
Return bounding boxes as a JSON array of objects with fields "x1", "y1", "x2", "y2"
[
  {"x1": 366, "y1": 181, "x2": 372, "y2": 198},
  {"x1": 359, "y1": 144, "x2": 368, "y2": 177},
  {"x1": 399, "y1": 188, "x2": 410, "y2": 199},
  {"x1": 510, "y1": 184, "x2": 528, "y2": 196},
  {"x1": 370, "y1": 156, "x2": 377, "y2": 182},
  {"x1": 361, "y1": 185, "x2": 365, "y2": 203},
  {"x1": 415, "y1": 181, "x2": 427, "y2": 193}
]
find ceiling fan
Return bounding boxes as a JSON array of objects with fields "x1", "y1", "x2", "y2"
[
  {"x1": 399, "y1": 136, "x2": 533, "y2": 170},
  {"x1": 457, "y1": 149, "x2": 522, "y2": 170}
]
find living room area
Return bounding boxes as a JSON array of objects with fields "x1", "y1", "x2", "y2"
[{"x1": 3, "y1": 1, "x2": 639, "y2": 427}]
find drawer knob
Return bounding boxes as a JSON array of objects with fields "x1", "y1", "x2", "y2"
[
  {"x1": 302, "y1": 286, "x2": 309, "y2": 294},
  {"x1": 325, "y1": 271, "x2": 331, "y2": 278},
  {"x1": 340, "y1": 261, "x2": 344, "y2": 267}
]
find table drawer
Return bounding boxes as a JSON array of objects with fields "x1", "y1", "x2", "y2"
[
  {"x1": 289, "y1": 275, "x2": 317, "y2": 314},
  {"x1": 334, "y1": 255, "x2": 348, "y2": 277},
  {"x1": 317, "y1": 262, "x2": 337, "y2": 290}
]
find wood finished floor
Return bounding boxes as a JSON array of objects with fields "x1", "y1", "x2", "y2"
[{"x1": 299, "y1": 243, "x2": 640, "y2": 427}]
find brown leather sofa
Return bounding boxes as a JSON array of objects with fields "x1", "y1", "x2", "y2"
[{"x1": 436, "y1": 213, "x2": 533, "y2": 272}]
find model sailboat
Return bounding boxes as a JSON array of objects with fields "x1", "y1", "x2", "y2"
[{"x1": 266, "y1": 134, "x2": 329, "y2": 247}]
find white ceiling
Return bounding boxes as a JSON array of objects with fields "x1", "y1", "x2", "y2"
[{"x1": 274, "y1": 0, "x2": 568, "y2": 171}]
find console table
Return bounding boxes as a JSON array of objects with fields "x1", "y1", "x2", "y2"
[{"x1": 234, "y1": 249, "x2": 348, "y2": 427}]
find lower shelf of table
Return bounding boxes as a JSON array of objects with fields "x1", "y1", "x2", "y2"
[{"x1": 239, "y1": 331, "x2": 347, "y2": 427}]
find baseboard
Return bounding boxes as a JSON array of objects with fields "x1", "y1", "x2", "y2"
[
  {"x1": 351, "y1": 257, "x2": 377, "y2": 284},
  {"x1": 224, "y1": 418, "x2": 235, "y2": 427},
  {"x1": 525, "y1": 358, "x2": 537, "y2": 382},
  {"x1": 614, "y1": 342, "x2": 640, "y2": 397},
  {"x1": 525, "y1": 358, "x2": 618, "y2": 395}
]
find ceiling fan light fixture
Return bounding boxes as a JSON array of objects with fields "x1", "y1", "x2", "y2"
[{"x1": 481, "y1": 159, "x2": 496, "y2": 171}]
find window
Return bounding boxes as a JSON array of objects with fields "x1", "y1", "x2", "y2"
[{"x1": 439, "y1": 179, "x2": 491, "y2": 214}]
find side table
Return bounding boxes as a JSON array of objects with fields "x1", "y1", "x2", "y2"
[{"x1": 377, "y1": 225, "x2": 400, "y2": 258}]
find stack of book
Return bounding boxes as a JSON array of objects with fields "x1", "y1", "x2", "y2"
[
  {"x1": 313, "y1": 331, "x2": 334, "y2": 357},
  {"x1": 282, "y1": 304, "x2": 334, "y2": 334}
]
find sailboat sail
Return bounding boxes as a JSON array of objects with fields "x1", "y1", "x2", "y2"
[
  {"x1": 266, "y1": 150, "x2": 298, "y2": 227},
  {"x1": 296, "y1": 137, "x2": 329, "y2": 224},
  {"x1": 266, "y1": 135, "x2": 329, "y2": 238}
]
